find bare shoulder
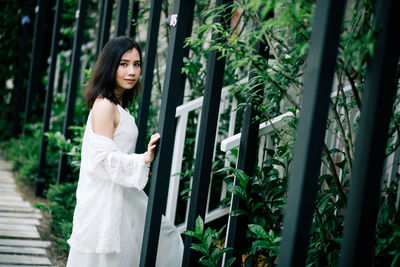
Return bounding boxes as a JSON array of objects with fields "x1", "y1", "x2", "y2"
[
  {"x1": 91, "y1": 98, "x2": 118, "y2": 138},
  {"x1": 92, "y1": 97, "x2": 117, "y2": 114}
]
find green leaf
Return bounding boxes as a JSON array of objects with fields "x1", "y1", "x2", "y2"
[
  {"x1": 220, "y1": 247, "x2": 233, "y2": 258},
  {"x1": 195, "y1": 216, "x2": 204, "y2": 236},
  {"x1": 335, "y1": 159, "x2": 346, "y2": 169},
  {"x1": 319, "y1": 174, "x2": 333, "y2": 181},
  {"x1": 199, "y1": 259, "x2": 217, "y2": 267},
  {"x1": 252, "y1": 240, "x2": 269, "y2": 252},
  {"x1": 182, "y1": 230, "x2": 200, "y2": 239},
  {"x1": 210, "y1": 246, "x2": 222, "y2": 262},
  {"x1": 203, "y1": 232, "x2": 213, "y2": 250},
  {"x1": 233, "y1": 169, "x2": 250, "y2": 188},
  {"x1": 191, "y1": 244, "x2": 209, "y2": 256},
  {"x1": 230, "y1": 209, "x2": 247, "y2": 216},
  {"x1": 264, "y1": 158, "x2": 285, "y2": 167},
  {"x1": 228, "y1": 184, "x2": 247, "y2": 201},
  {"x1": 251, "y1": 202, "x2": 264, "y2": 213},
  {"x1": 329, "y1": 148, "x2": 343, "y2": 154},
  {"x1": 317, "y1": 193, "x2": 333, "y2": 214},
  {"x1": 248, "y1": 224, "x2": 268, "y2": 239},
  {"x1": 215, "y1": 224, "x2": 227, "y2": 240},
  {"x1": 391, "y1": 253, "x2": 400, "y2": 267},
  {"x1": 224, "y1": 258, "x2": 236, "y2": 267}
]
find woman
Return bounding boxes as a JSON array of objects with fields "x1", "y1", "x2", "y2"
[{"x1": 66, "y1": 36, "x2": 184, "y2": 267}]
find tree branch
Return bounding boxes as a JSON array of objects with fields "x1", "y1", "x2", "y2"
[{"x1": 322, "y1": 144, "x2": 347, "y2": 203}]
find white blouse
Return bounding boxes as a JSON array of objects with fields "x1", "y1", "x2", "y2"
[{"x1": 67, "y1": 105, "x2": 150, "y2": 253}]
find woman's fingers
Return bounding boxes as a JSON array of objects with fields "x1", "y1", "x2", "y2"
[
  {"x1": 144, "y1": 134, "x2": 160, "y2": 163},
  {"x1": 147, "y1": 133, "x2": 160, "y2": 152},
  {"x1": 149, "y1": 133, "x2": 160, "y2": 145}
]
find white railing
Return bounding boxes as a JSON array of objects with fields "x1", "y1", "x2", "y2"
[
  {"x1": 218, "y1": 84, "x2": 400, "y2": 210},
  {"x1": 219, "y1": 86, "x2": 355, "y2": 174},
  {"x1": 165, "y1": 81, "x2": 252, "y2": 232}
]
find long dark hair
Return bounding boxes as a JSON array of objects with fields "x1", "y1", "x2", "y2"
[{"x1": 85, "y1": 36, "x2": 142, "y2": 109}]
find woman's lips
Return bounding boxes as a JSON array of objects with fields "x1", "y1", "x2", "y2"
[{"x1": 125, "y1": 79, "x2": 136, "y2": 84}]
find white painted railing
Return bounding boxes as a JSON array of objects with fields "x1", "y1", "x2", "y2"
[
  {"x1": 166, "y1": 87, "x2": 240, "y2": 232},
  {"x1": 218, "y1": 84, "x2": 400, "y2": 213},
  {"x1": 219, "y1": 86, "x2": 354, "y2": 174},
  {"x1": 170, "y1": 85, "x2": 355, "y2": 233}
]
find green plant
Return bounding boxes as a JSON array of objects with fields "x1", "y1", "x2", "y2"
[
  {"x1": 181, "y1": 0, "x2": 399, "y2": 265},
  {"x1": 216, "y1": 143, "x2": 289, "y2": 266},
  {"x1": 373, "y1": 176, "x2": 400, "y2": 267},
  {"x1": 38, "y1": 182, "x2": 77, "y2": 253},
  {"x1": 0, "y1": 123, "x2": 42, "y2": 182},
  {"x1": 183, "y1": 216, "x2": 235, "y2": 267},
  {"x1": 46, "y1": 124, "x2": 85, "y2": 181}
]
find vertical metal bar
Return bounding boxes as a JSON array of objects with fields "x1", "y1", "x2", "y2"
[
  {"x1": 56, "y1": 0, "x2": 87, "y2": 184},
  {"x1": 97, "y1": 0, "x2": 113, "y2": 54},
  {"x1": 12, "y1": 0, "x2": 31, "y2": 138},
  {"x1": 115, "y1": 0, "x2": 129, "y2": 36},
  {"x1": 338, "y1": 0, "x2": 400, "y2": 265},
  {"x1": 36, "y1": 0, "x2": 63, "y2": 196},
  {"x1": 134, "y1": 0, "x2": 163, "y2": 153},
  {"x1": 127, "y1": 0, "x2": 139, "y2": 39},
  {"x1": 139, "y1": 0, "x2": 195, "y2": 266},
  {"x1": 223, "y1": 34, "x2": 269, "y2": 266},
  {"x1": 23, "y1": 0, "x2": 48, "y2": 133},
  {"x1": 277, "y1": 0, "x2": 346, "y2": 266},
  {"x1": 182, "y1": 1, "x2": 232, "y2": 266}
]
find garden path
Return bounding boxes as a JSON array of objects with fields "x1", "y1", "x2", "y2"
[{"x1": 0, "y1": 157, "x2": 52, "y2": 267}]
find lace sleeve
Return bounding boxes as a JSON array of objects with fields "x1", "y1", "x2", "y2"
[{"x1": 85, "y1": 131, "x2": 150, "y2": 190}]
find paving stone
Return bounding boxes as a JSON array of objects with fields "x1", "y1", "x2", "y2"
[
  {"x1": 0, "y1": 239, "x2": 51, "y2": 248},
  {"x1": 0, "y1": 218, "x2": 40, "y2": 226},
  {"x1": 0, "y1": 196, "x2": 23, "y2": 202},
  {"x1": 0, "y1": 206, "x2": 40, "y2": 213},
  {"x1": 0, "y1": 212, "x2": 42, "y2": 220},
  {"x1": 0, "y1": 245, "x2": 46, "y2": 255},
  {"x1": 0, "y1": 158, "x2": 52, "y2": 266},
  {"x1": 0, "y1": 230, "x2": 40, "y2": 239},
  {"x1": 0, "y1": 223, "x2": 37, "y2": 232},
  {"x1": 0, "y1": 255, "x2": 51, "y2": 265}
]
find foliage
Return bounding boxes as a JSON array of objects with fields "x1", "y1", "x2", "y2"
[
  {"x1": 183, "y1": 216, "x2": 235, "y2": 267},
  {"x1": 216, "y1": 136, "x2": 290, "y2": 266},
  {"x1": 0, "y1": 124, "x2": 41, "y2": 183},
  {"x1": 374, "y1": 177, "x2": 400, "y2": 267},
  {"x1": 0, "y1": 0, "x2": 33, "y2": 139},
  {"x1": 183, "y1": 0, "x2": 400, "y2": 266},
  {"x1": 46, "y1": 124, "x2": 85, "y2": 178},
  {"x1": 1, "y1": 0, "x2": 400, "y2": 265},
  {"x1": 37, "y1": 182, "x2": 77, "y2": 253}
]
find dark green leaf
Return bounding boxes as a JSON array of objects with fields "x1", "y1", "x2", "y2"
[{"x1": 248, "y1": 224, "x2": 268, "y2": 239}]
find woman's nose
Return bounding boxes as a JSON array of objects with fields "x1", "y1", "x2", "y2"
[{"x1": 128, "y1": 65, "x2": 135, "y2": 75}]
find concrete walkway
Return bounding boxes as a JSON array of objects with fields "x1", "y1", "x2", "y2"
[{"x1": 0, "y1": 157, "x2": 52, "y2": 267}]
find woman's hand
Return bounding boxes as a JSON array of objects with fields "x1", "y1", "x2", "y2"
[{"x1": 145, "y1": 133, "x2": 161, "y2": 163}]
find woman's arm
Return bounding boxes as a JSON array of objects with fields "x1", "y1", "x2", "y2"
[
  {"x1": 85, "y1": 97, "x2": 160, "y2": 189},
  {"x1": 91, "y1": 98, "x2": 119, "y2": 139},
  {"x1": 90, "y1": 97, "x2": 160, "y2": 163}
]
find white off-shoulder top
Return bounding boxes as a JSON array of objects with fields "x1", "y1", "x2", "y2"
[{"x1": 67, "y1": 104, "x2": 150, "y2": 253}]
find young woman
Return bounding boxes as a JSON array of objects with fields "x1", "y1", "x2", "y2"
[{"x1": 66, "y1": 36, "x2": 184, "y2": 267}]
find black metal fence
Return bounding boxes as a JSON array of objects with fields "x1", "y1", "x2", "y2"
[{"x1": 13, "y1": 0, "x2": 400, "y2": 266}]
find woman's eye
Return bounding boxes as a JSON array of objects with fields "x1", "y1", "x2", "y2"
[
  {"x1": 120, "y1": 62, "x2": 127, "y2": 66},
  {"x1": 134, "y1": 62, "x2": 141, "y2": 67}
]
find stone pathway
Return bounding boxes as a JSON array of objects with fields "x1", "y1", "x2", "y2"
[{"x1": 0, "y1": 158, "x2": 52, "y2": 267}]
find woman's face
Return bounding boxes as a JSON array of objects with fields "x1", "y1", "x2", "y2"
[{"x1": 115, "y1": 48, "x2": 141, "y2": 92}]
